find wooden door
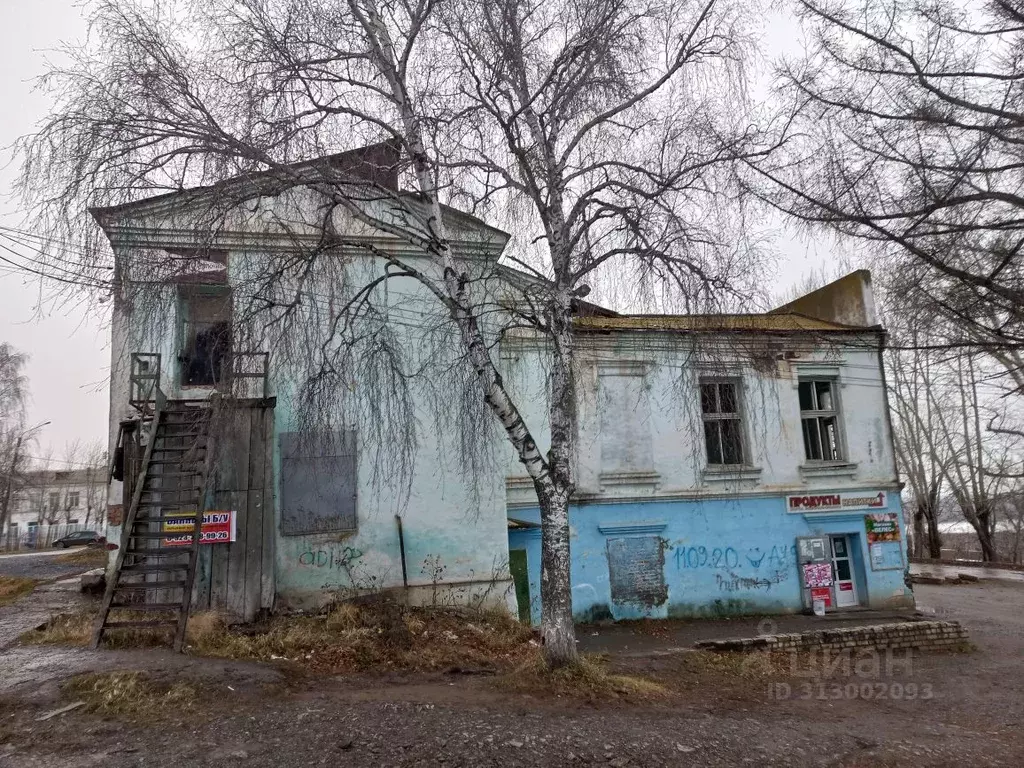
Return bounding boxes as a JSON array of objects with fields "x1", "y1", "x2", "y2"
[{"x1": 191, "y1": 402, "x2": 275, "y2": 621}]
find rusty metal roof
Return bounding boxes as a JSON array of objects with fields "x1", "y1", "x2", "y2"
[{"x1": 573, "y1": 312, "x2": 871, "y2": 333}]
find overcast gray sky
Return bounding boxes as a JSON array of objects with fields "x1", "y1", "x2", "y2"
[
  {"x1": 0, "y1": 1, "x2": 854, "y2": 466},
  {"x1": 0, "y1": 1, "x2": 107, "y2": 467}
]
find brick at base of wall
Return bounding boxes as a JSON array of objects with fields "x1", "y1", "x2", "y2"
[{"x1": 694, "y1": 621, "x2": 969, "y2": 654}]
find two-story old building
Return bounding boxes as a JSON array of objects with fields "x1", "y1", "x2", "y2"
[
  {"x1": 505, "y1": 273, "x2": 912, "y2": 623},
  {"x1": 95, "y1": 144, "x2": 911, "y2": 628}
]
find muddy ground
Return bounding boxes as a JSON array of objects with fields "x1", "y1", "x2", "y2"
[{"x1": 0, "y1": 580, "x2": 1022, "y2": 767}]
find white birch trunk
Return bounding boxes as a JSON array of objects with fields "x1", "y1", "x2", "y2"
[{"x1": 355, "y1": 0, "x2": 579, "y2": 665}]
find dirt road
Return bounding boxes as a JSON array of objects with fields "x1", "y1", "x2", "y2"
[
  {"x1": 0, "y1": 547, "x2": 99, "y2": 582},
  {"x1": 1, "y1": 581, "x2": 1022, "y2": 767}
]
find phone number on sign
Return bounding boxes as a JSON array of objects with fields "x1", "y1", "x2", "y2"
[{"x1": 768, "y1": 682, "x2": 934, "y2": 701}]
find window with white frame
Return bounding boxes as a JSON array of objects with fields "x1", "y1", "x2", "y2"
[
  {"x1": 799, "y1": 379, "x2": 843, "y2": 461},
  {"x1": 67, "y1": 491, "x2": 80, "y2": 508},
  {"x1": 700, "y1": 379, "x2": 744, "y2": 465},
  {"x1": 48, "y1": 492, "x2": 60, "y2": 513}
]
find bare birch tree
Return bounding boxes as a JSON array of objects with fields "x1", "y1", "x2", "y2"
[
  {"x1": 886, "y1": 334, "x2": 948, "y2": 559},
  {"x1": 755, "y1": 0, "x2": 1024, "y2": 367},
  {"x1": 19, "y1": 0, "x2": 774, "y2": 665}
]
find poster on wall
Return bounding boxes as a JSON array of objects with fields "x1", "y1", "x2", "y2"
[
  {"x1": 162, "y1": 511, "x2": 237, "y2": 547},
  {"x1": 865, "y1": 512, "x2": 901, "y2": 543},
  {"x1": 869, "y1": 541, "x2": 904, "y2": 571},
  {"x1": 810, "y1": 586, "x2": 833, "y2": 608},
  {"x1": 802, "y1": 562, "x2": 834, "y2": 588},
  {"x1": 865, "y1": 512, "x2": 904, "y2": 571}
]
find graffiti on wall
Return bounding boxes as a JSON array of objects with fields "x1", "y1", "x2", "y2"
[
  {"x1": 674, "y1": 546, "x2": 740, "y2": 570},
  {"x1": 297, "y1": 546, "x2": 364, "y2": 570},
  {"x1": 674, "y1": 542, "x2": 798, "y2": 592},
  {"x1": 716, "y1": 570, "x2": 789, "y2": 593},
  {"x1": 674, "y1": 543, "x2": 796, "y2": 570}
]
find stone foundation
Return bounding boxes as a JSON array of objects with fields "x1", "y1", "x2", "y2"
[{"x1": 695, "y1": 620, "x2": 968, "y2": 654}]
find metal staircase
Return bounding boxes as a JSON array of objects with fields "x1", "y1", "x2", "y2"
[{"x1": 91, "y1": 397, "x2": 214, "y2": 651}]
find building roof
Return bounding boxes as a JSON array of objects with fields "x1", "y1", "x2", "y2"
[
  {"x1": 89, "y1": 140, "x2": 511, "y2": 247},
  {"x1": 573, "y1": 311, "x2": 873, "y2": 334}
]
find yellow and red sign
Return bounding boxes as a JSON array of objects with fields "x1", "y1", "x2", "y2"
[{"x1": 162, "y1": 510, "x2": 236, "y2": 547}]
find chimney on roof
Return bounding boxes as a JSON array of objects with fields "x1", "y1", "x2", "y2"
[
  {"x1": 323, "y1": 139, "x2": 403, "y2": 191},
  {"x1": 770, "y1": 269, "x2": 878, "y2": 327}
]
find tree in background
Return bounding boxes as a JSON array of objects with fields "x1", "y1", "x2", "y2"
[
  {"x1": 82, "y1": 441, "x2": 108, "y2": 530},
  {"x1": 760, "y1": 0, "x2": 1024, "y2": 365},
  {"x1": 18, "y1": 0, "x2": 778, "y2": 666},
  {"x1": 0, "y1": 344, "x2": 29, "y2": 537},
  {"x1": 747, "y1": 0, "x2": 1024, "y2": 563}
]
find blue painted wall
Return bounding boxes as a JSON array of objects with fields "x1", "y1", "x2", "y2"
[{"x1": 508, "y1": 493, "x2": 913, "y2": 624}]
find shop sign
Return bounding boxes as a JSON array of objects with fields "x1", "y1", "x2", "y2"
[
  {"x1": 787, "y1": 491, "x2": 887, "y2": 514},
  {"x1": 162, "y1": 510, "x2": 236, "y2": 546},
  {"x1": 865, "y1": 512, "x2": 901, "y2": 543}
]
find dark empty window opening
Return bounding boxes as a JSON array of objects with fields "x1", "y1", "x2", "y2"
[
  {"x1": 181, "y1": 292, "x2": 232, "y2": 387},
  {"x1": 700, "y1": 379, "x2": 744, "y2": 465},
  {"x1": 799, "y1": 379, "x2": 843, "y2": 461}
]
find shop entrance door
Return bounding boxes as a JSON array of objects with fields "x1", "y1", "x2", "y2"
[{"x1": 830, "y1": 535, "x2": 859, "y2": 608}]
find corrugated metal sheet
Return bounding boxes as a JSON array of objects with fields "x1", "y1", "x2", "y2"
[{"x1": 574, "y1": 312, "x2": 864, "y2": 333}]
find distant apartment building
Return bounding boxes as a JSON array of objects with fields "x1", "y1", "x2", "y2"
[{"x1": 3, "y1": 467, "x2": 106, "y2": 546}]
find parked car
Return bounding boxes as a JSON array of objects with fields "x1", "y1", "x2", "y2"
[{"x1": 52, "y1": 530, "x2": 102, "y2": 548}]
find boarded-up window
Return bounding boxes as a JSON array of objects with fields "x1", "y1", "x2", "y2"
[
  {"x1": 599, "y1": 371, "x2": 653, "y2": 473},
  {"x1": 606, "y1": 536, "x2": 667, "y2": 606},
  {"x1": 279, "y1": 430, "x2": 357, "y2": 535}
]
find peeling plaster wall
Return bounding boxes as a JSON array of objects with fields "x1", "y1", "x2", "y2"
[
  {"x1": 105, "y1": 200, "x2": 517, "y2": 614},
  {"x1": 510, "y1": 495, "x2": 913, "y2": 624},
  {"x1": 503, "y1": 329, "x2": 912, "y2": 623}
]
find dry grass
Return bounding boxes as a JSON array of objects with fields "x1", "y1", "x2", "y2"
[
  {"x1": 20, "y1": 609, "x2": 177, "y2": 649},
  {"x1": 20, "y1": 611, "x2": 92, "y2": 646},
  {"x1": 55, "y1": 547, "x2": 107, "y2": 567},
  {"x1": 184, "y1": 599, "x2": 537, "y2": 673},
  {"x1": 671, "y1": 649, "x2": 787, "y2": 680},
  {"x1": 495, "y1": 653, "x2": 668, "y2": 702},
  {"x1": 62, "y1": 672, "x2": 199, "y2": 718},
  {"x1": 0, "y1": 576, "x2": 38, "y2": 606}
]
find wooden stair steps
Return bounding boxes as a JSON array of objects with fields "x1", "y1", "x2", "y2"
[
  {"x1": 109, "y1": 602, "x2": 184, "y2": 611},
  {"x1": 119, "y1": 563, "x2": 190, "y2": 573},
  {"x1": 93, "y1": 397, "x2": 213, "y2": 652},
  {"x1": 103, "y1": 620, "x2": 178, "y2": 629},
  {"x1": 115, "y1": 580, "x2": 188, "y2": 590}
]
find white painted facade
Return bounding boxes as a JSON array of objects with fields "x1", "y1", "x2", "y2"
[{"x1": 502, "y1": 329, "x2": 900, "y2": 509}]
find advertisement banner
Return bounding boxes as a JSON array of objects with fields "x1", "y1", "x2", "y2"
[
  {"x1": 787, "y1": 490, "x2": 887, "y2": 514},
  {"x1": 162, "y1": 510, "x2": 236, "y2": 547},
  {"x1": 865, "y1": 512, "x2": 901, "y2": 543}
]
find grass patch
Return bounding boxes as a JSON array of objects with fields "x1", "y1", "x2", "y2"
[
  {"x1": 62, "y1": 672, "x2": 199, "y2": 718},
  {"x1": 184, "y1": 598, "x2": 537, "y2": 673},
  {"x1": 54, "y1": 547, "x2": 107, "y2": 567},
  {"x1": 495, "y1": 653, "x2": 668, "y2": 702},
  {"x1": 20, "y1": 611, "x2": 92, "y2": 646},
  {"x1": 672, "y1": 649, "x2": 787, "y2": 680},
  {"x1": 20, "y1": 609, "x2": 177, "y2": 649},
  {"x1": 0, "y1": 576, "x2": 38, "y2": 606}
]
